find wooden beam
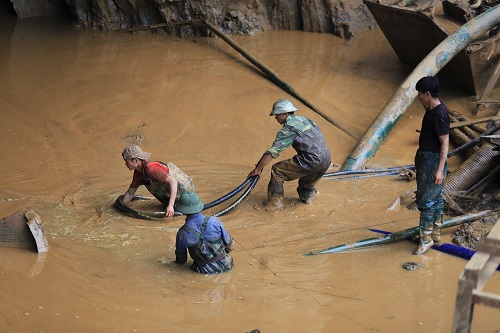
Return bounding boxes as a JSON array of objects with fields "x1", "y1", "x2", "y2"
[{"x1": 450, "y1": 116, "x2": 500, "y2": 128}]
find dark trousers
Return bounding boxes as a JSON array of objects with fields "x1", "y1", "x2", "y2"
[{"x1": 268, "y1": 158, "x2": 329, "y2": 202}]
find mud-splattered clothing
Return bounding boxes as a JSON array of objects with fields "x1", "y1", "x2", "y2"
[
  {"x1": 415, "y1": 103, "x2": 450, "y2": 212},
  {"x1": 415, "y1": 103, "x2": 450, "y2": 239},
  {"x1": 175, "y1": 213, "x2": 234, "y2": 274},
  {"x1": 415, "y1": 150, "x2": 447, "y2": 212},
  {"x1": 267, "y1": 114, "x2": 331, "y2": 202},
  {"x1": 267, "y1": 114, "x2": 331, "y2": 171},
  {"x1": 418, "y1": 103, "x2": 450, "y2": 153},
  {"x1": 130, "y1": 161, "x2": 169, "y2": 188},
  {"x1": 130, "y1": 161, "x2": 194, "y2": 206}
]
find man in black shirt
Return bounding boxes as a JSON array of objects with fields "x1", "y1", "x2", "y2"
[{"x1": 413, "y1": 76, "x2": 450, "y2": 255}]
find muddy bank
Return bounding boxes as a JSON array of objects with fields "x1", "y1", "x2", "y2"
[
  {"x1": 451, "y1": 190, "x2": 500, "y2": 249},
  {"x1": 6, "y1": 0, "x2": 375, "y2": 39}
]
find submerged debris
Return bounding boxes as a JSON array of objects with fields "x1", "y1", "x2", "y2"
[{"x1": 402, "y1": 262, "x2": 421, "y2": 271}]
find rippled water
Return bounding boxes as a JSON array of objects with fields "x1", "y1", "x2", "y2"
[{"x1": 1, "y1": 11, "x2": 499, "y2": 333}]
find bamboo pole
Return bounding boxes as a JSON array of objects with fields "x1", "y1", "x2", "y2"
[
  {"x1": 191, "y1": 20, "x2": 358, "y2": 140},
  {"x1": 450, "y1": 115, "x2": 480, "y2": 140},
  {"x1": 450, "y1": 115, "x2": 500, "y2": 129},
  {"x1": 449, "y1": 110, "x2": 487, "y2": 133},
  {"x1": 448, "y1": 122, "x2": 500, "y2": 158},
  {"x1": 127, "y1": 20, "x2": 358, "y2": 139}
]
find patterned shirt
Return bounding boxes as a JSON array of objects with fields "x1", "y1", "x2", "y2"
[
  {"x1": 267, "y1": 114, "x2": 331, "y2": 170},
  {"x1": 267, "y1": 114, "x2": 315, "y2": 157}
]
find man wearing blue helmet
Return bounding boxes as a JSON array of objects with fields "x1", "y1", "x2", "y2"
[{"x1": 248, "y1": 98, "x2": 331, "y2": 210}]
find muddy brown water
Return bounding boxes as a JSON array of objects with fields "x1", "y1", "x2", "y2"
[{"x1": 1, "y1": 12, "x2": 499, "y2": 333}]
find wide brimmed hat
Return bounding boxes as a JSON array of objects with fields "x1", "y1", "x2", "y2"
[
  {"x1": 269, "y1": 98, "x2": 298, "y2": 116},
  {"x1": 176, "y1": 191, "x2": 204, "y2": 215},
  {"x1": 122, "y1": 144, "x2": 151, "y2": 160}
]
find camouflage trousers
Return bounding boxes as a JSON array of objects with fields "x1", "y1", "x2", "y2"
[{"x1": 268, "y1": 158, "x2": 329, "y2": 203}]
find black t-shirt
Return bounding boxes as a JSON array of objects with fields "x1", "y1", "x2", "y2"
[{"x1": 418, "y1": 103, "x2": 450, "y2": 153}]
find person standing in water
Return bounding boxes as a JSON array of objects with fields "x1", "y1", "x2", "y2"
[
  {"x1": 248, "y1": 98, "x2": 331, "y2": 210},
  {"x1": 413, "y1": 76, "x2": 450, "y2": 255},
  {"x1": 121, "y1": 144, "x2": 194, "y2": 217},
  {"x1": 174, "y1": 191, "x2": 234, "y2": 274}
]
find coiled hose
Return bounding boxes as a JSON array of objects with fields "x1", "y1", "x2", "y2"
[
  {"x1": 114, "y1": 175, "x2": 260, "y2": 221},
  {"x1": 444, "y1": 143, "x2": 500, "y2": 192}
]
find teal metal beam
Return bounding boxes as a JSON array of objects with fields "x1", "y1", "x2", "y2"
[{"x1": 341, "y1": 5, "x2": 500, "y2": 171}]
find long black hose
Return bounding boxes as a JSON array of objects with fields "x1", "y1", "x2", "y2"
[
  {"x1": 203, "y1": 177, "x2": 253, "y2": 209},
  {"x1": 114, "y1": 175, "x2": 259, "y2": 220},
  {"x1": 212, "y1": 175, "x2": 260, "y2": 217}
]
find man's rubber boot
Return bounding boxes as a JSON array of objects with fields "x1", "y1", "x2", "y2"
[
  {"x1": 265, "y1": 196, "x2": 283, "y2": 211},
  {"x1": 298, "y1": 188, "x2": 315, "y2": 205},
  {"x1": 266, "y1": 182, "x2": 284, "y2": 210},
  {"x1": 431, "y1": 207, "x2": 444, "y2": 243},
  {"x1": 413, "y1": 211, "x2": 434, "y2": 255}
]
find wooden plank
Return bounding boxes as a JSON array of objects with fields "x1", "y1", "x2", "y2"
[
  {"x1": 476, "y1": 237, "x2": 500, "y2": 255},
  {"x1": 472, "y1": 290, "x2": 500, "y2": 308},
  {"x1": 483, "y1": 218, "x2": 500, "y2": 238},
  {"x1": 450, "y1": 116, "x2": 500, "y2": 128},
  {"x1": 452, "y1": 277, "x2": 475, "y2": 333},
  {"x1": 476, "y1": 257, "x2": 500, "y2": 291},
  {"x1": 452, "y1": 218, "x2": 500, "y2": 332},
  {"x1": 464, "y1": 252, "x2": 491, "y2": 281}
]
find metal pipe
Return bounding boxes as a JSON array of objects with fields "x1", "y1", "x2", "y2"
[
  {"x1": 304, "y1": 210, "x2": 491, "y2": 255},
  {"x1": 341, "y1": 5, "x2": 500, "y2": 171},
  {"x1": 322, "y1": 164, "x2": 415, "y2": 178},
  {"x1": 327, "y1": 171, "x2": 399, "y2": 181},
  {"x1": 367, "y1": 228, "x2": 500, "y2": 270}
]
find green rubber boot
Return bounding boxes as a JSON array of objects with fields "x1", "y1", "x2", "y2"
[
  {"x1": 431, "y1": 207, "x2": 444, "y2": 243},
  {"x1": 413, "y1": 211, "x2": 434, "y2": 255}
]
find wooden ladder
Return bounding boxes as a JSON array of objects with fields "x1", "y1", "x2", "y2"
[{"x1": 452, "y1": 217, "x2": 500, "y2": 333}]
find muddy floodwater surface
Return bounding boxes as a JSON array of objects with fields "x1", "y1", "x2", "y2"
[{"x1": 0, "y1": 12, "x2": 499, "y2": 333}]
